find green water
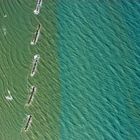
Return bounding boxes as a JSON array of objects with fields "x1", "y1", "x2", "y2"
[{"x1": 0, "y1": 0, "x2": 60, "y2": 139}]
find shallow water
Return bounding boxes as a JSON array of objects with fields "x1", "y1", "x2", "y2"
[
  {"x1": 0, "y1": 0, "x2": 60, "y2": 140},
  {"x1": 0, "y1": 0, "x2": 140, "y2": 140}
]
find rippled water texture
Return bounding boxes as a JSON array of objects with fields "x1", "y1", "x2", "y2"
[
  {"x1": 58, "y1": 1, "x2": 140, "y2": 140},
  {"x1": 0, "y1": 0, "x2": 60, "y2": 140},
  {"x1": 0, "y1": 0, "x2": 140, "y2": 140}
]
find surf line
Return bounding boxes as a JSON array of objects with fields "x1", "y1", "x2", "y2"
[
  {"x1": 30, "y1": 54, "x2": 40, "y2": 77},
  {"x1": 24, "y1": 115, "x2": 32, "y2": 131},
  {"x1": 34, "y1": 0, "x2": 43, "y2": 15},
  {"x1": 30, "y1": 24, "x2": 41, "y2": 45},
  {"x1": 26, "y1": 86, "x2": 37, "y2": 105}
]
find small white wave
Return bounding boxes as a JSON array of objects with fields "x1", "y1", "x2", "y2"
[
  {"x1": 30, "y1": 41, "x2": 34, "y2": 45},
  {"x1": 2, "y1": 27, "x2": 7, "y2": 36},
  {"x1": 34, "y1": 9, "x2": 39, "y2": 15},
  {"x1": 5, "y1": 90, "x2": 13, "y2": 101},
  {"x1": 4, "y1": 14, "x2": 7, "y2": 18},
  {"x1": 34, "y1": 54, "x2": 40, "y2": 60}
]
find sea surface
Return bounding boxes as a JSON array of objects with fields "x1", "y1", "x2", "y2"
[{"x1": 0, "y1": 0, "x2": 140, "y2": 140}]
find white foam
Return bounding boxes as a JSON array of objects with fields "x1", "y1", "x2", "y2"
[
  {"x1": 2, "y1": 27, "x2": 7, "y2": 36},
  {"x1": 34, "y1": 0, "x2": 42, "y2": 15},
  {"x1": 34, "y1": 9, "x2": 39, "y2": 15},
  {"x1": 34, "y1": 54, "x2": 40, "y2": 60},
  {"x1": 30, "y1": 72, "x2": 35, "y2": 77},
  {"x1": 5, "y1": 90, "x2": 13, "y2": 101},
  {"x1": 4, "y1": 14, "x2": 7, "y2": 18},
  {"x1": 30, "y1": 41, "x2": 34, "y2": 45},
  {"x1": 27, "y1": 115, "x2": 31, "y2": 119},
  {"x1": 7, "y1": 90, "x2": 10, "y2": 94}
]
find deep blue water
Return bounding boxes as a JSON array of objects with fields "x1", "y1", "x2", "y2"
[{"x1": 58, "y1": 1, "x2": 140, "y2": 140}]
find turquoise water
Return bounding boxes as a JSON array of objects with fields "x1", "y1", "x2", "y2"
[{"x1": 58, "y1": 1, "x2": 140, "y2": 139}]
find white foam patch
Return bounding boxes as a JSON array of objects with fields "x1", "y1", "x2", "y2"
[
  {"x1": 2, "y1": 27, "x2": 7, "y2": 36},
  {"x1": 34, "y1": 9, "x2": 39, "y2": 15},
  {"x1": 34, "y1": 54, "x2": 40, "y2": 60},
  {"x1": 30, "y1": 41, "x2": 34, "y2": 45},
  {"x1": 4, "y1": 14, "x2": 7, "y2": 18},
  {"x1": 5, "y1": 90, "x2": 13, "y2": 101}
]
